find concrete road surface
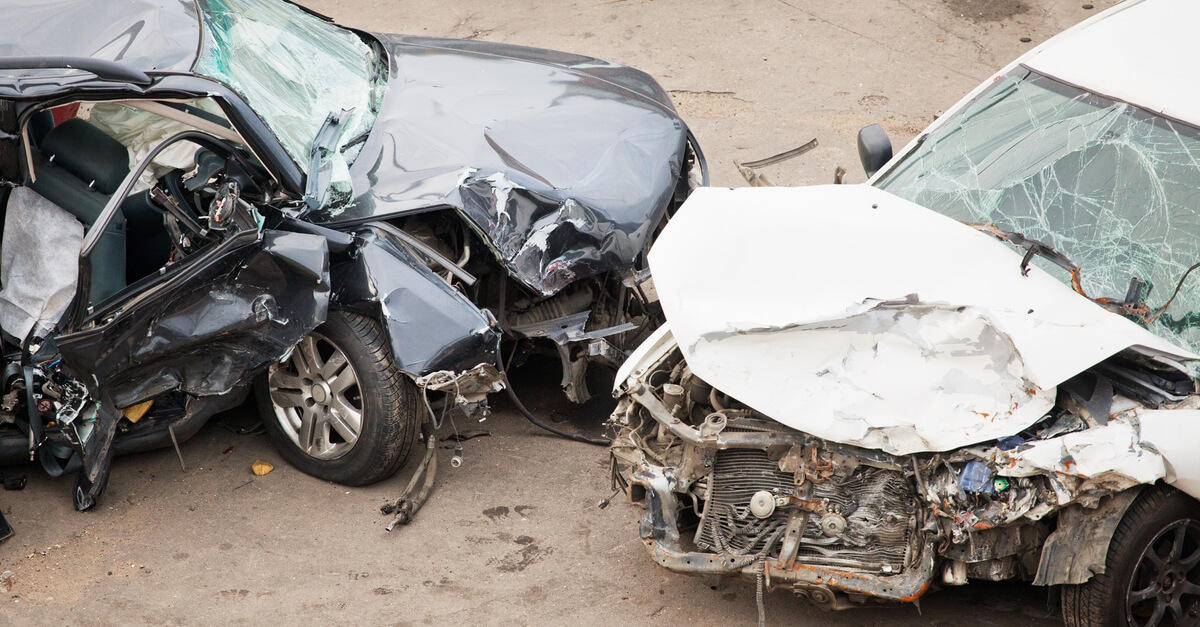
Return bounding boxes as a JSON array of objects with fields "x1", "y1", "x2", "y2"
[{"x1": 1, "y1": 0, "x2": 1117, "y2": 624}]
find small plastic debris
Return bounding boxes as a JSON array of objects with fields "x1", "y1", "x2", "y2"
[
  {"x1": 450, "y1": 444, "x2": 464, "y2": 468},
  {"x1": 993, "y1": 477, "x2": 1010, "y2": 492},
  {"x1": 222, "y1": 446, "x2": 234, "y2": 455},
  {"x1": 251, "y1": 460, "x2": 274, "y2": 476},
  {"x1": 122, "y1": 399, "x2": 154, "y2": 423},
  {"x1": 997, "y1": 435, "x2": 1025, "y2": 451},
  {"x1": 959, "y1": 461, "x2": 996, "y2": 494},
  {"x1": 2, "y1": 475, "x2": 26, "y2": 491}
]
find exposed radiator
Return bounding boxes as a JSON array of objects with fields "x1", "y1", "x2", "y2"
[{"x1": 695, "y1": 449, "x2": 915, "y2": 575}]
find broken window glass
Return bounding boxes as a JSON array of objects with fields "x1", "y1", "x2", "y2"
[
  {"x1": 876, "y1": 69, "x2": 1200, "y2": 354},
  {"x1": 194, "y1": 0, "x2": 385, "y2": 208}
]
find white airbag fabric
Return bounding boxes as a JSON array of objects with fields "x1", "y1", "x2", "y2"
[{"x1": 0, "y1": 187, "x2": 83, "y2": 342}]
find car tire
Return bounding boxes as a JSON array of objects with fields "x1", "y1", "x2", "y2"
[
  {"x1": 256, "y1": 310, "x2": 419, "y2": 486},
  {"x1": 1062, "y1": 486, "x2": 1200, "y2": 627}
]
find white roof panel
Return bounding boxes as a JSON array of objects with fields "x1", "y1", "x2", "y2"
[{"x1": 1024, "y1": 0, "x2": 1200, "y2": 125}]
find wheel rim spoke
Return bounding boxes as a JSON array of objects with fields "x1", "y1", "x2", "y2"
[
  {"x1": 268, "y1": 331, "x2": 365, "y2": 461},
  {"x1": 1147, "y1": 599, "x2": 1167, "y2": 626},
  {"x1": 328, "y1": 364, "x2": 356, "y2": 394},
  {"x1": 1172, "y1": 525, "x2": 1188, "y2": 561},
  {"x1": 1183, "y1": 544, "x2": 1200, "y2": 571},
  {"x1": 322, "y1": 351, "x2": 348, "y2": 380},
  {"x1": 270, "y1": 389, "x2": 306, "y2": 409},
  {"x1": 294, "y1": 336, "x2": 322, "y2": 376},
  {"x1": 326, "y1": 408, "x2": 360, "y2": 446},
  {"x1": 297, "y1": 408, "x2": 318, "y2": 453},
  {"x1": 1131, "y1": 584, "x2": 1158, "y2": 604},
  {"x1": 330, "y1": 395, "x2": 362, "y2": 433},
  {"x1": 1168, "y1": 598, "x2": 1185, "y2": 622},
  {"x1": 268, "y1": 368, "x2": 302, "y2": 390}
]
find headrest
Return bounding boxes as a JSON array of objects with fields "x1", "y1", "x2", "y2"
[{"x1": 40, "y1": 118, "x2": 130, "y2": 195}]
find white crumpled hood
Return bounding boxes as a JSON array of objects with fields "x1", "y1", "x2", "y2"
[{"x1": 648, "y1": 185, "x2": 1197, "y2": 455}]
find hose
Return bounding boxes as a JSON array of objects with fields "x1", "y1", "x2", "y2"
[{"x1": 498, "y1": 361, "x2": 611, "y2": 446}]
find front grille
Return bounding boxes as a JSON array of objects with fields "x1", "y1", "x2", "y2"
[
  {"x1": 695, "y1": 449, "x2": 794, "y2": 555},
  {"x1": 695, "y1": 449, "x2": 915, "y2": 575}
]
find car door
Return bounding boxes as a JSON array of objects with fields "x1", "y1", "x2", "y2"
[{"x1": 50, "y1": 215, "x2": 331, "y2": 495}]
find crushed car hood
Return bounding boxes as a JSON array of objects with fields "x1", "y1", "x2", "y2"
[
  {"x1": 325, "y1": 35, "x2": 689, "y2": 296},
  {"x1": 646, "y1": 185, "x2": 1198, "y2": 455}
]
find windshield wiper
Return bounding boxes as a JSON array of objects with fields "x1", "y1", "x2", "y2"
[{"x1": 970, "y1": 223, "x2": 1088, "y2": 296}]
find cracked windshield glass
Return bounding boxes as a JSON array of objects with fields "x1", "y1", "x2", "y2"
[
  {"x1": 195, "y1": 0, "x2": 386, "y2": 209},
  {"x1": 876, "y1": 69, "x2": 1200, "y2": 354}
]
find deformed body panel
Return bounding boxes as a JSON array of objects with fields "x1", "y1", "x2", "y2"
[
  {"x1": 55, "y1": 229, "x2": 331, "y2": 409},
  {"x1": 325, "y1": 35, "x2": 688, "y2": 297},
  {"x1": 333, "y1": 227, "x2": 500, "y2": 377},
  {"x1": 0, "y1": 0, "x2": 201, "y2": 92},
  {"x1": 647, "y1": 185, "x2": 1197, "y2": 455}
]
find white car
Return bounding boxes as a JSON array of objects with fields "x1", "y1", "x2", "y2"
[{"x1": 610, "y1": 1, "x2": 1200, "y2": 625}]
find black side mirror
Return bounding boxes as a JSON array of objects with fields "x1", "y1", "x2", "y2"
[{"x1": 857, "y1": 124, "x2": 893, "y2": 178}]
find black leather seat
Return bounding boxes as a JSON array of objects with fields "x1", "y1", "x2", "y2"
[{"x1": 28, "y1": 118, "x2": 142, "y2": 304}]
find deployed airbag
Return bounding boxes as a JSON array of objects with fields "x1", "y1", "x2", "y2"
[{"x1": 0, "y1": 187, "x2": 83, "y2": 342}]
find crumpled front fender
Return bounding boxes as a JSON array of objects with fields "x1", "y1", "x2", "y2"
[{"x1": 332, "y1": 228, "x2": 500, "y2": 378}]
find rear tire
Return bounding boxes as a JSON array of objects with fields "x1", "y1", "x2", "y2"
[
  {"x1": 1062, "y1": 486, "x2": 1200, "y2": 627},
  {"x1": 257, "y1": 310, "x2": 419, "y2": 486}
]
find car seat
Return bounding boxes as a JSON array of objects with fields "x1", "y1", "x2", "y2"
[{"x1": 28, "y1": 117, "x2": 131, "y2": 304}]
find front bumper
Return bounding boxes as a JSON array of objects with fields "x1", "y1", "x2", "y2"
[
  {"x1": 613, "y1": 382, "x2": 936, "y2": 608},
  {"x1": 630, "y1": 463, "x2": 936, "y2": 607}
]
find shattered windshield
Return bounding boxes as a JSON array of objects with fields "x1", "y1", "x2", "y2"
[
  {"x1": 876, "y1": 69, "x2": 1200, "y2": 354},
  {"x1": 195, "y1": 0, "x2": 385, "y2": 190}
]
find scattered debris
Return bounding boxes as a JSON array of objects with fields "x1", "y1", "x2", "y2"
[
  {"x1": 2, "y1": 474, "x2": 25, "y2": 491},
  {"x1": 251, "y1": 460, "x2": 274, "y2": 476},
  {"x1": 734, "y1": 139, "x2": 818, "y2": 187}
]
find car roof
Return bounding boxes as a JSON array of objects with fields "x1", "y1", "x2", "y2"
[
  {"x1": 0, "y1": 0, "x2": 201, "y2": 94},
  {"x1": 1022, "y1": 0, "x2": 1199, "y2": 126}
]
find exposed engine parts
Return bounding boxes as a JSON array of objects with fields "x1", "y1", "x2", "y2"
[{"x1": 610, "y1": 342, "x2": 1197, "y2": 615}]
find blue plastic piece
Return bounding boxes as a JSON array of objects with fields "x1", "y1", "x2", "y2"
[
  {"x1": 959, "y1": 461, "x2": 996, "y2": 495},
  {"x1": 997, "y1": 435, "x2": 1025, "y2": 451}
]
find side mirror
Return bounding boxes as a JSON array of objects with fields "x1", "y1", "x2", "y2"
[{"x1": 857, "y1": 124, "x2": 893, "y2": 178}]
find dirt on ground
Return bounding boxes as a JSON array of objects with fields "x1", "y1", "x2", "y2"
[{"x1": 1, "y1": 0, "x2": 1120, "y2": 624}]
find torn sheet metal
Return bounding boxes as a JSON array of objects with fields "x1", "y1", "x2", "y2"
[
  {"x1": 993, "y1": 414, "x2": 1167, "y2": 500},
  {"x1": 647, "y1": 185, "x2": 1197, "y2": 455},
  {"x1": 55, "y1": 230, "x2": 330, "y2": 409},
  {"x1": 315, "y1": 35, "x2": 689, "y2": 296},
  {"x1": 333, "y1": 228, "x2": 500, "y2": 377}
]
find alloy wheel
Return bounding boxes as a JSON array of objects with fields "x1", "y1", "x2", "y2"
[
  {"x1": 267, "y1": 333, "x2": 364, "y2": 460},
  {"x1": 1127, "y1": 519, "x2": 1200, "y2": 626}
]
